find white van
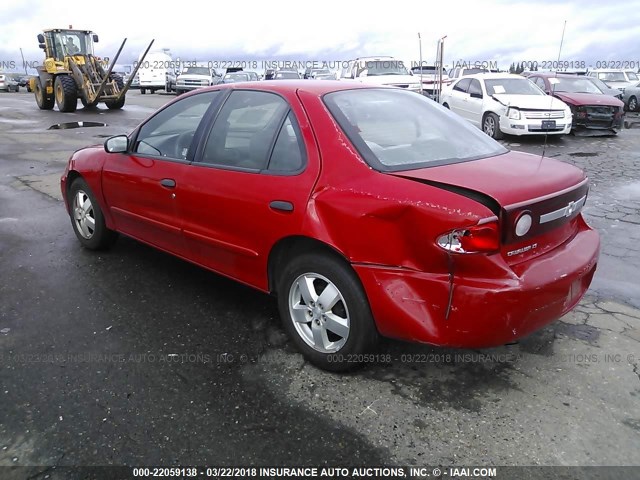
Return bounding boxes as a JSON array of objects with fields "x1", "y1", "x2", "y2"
[{"x1": 137, "y1": 51, "x2": 177, "y2": 94}]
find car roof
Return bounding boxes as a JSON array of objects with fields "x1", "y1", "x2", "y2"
[
  {"x1": 529, "y1": 73, "x2": 586, "y2": 78},
  {"x1": 187, "y1": 80, "x2": 389, "y2": 98},
  {"x1": 463, "y1": 73, "x2": 525, "y2": 80}
]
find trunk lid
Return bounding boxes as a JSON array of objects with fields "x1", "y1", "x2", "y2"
[{"x1": 391, "y1": 150, "x2": 589, "y2": 264}]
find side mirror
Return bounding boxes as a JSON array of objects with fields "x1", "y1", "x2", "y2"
[
  {"x1": 93, "y1": 34, "x2": 99, "y2": 43},
  {"x1": 470, "y1": 92, "x2": 483, "y2": 99},
  {"x1": 104, "y1": 135, "x2": 128, "y2": 153},
  {"x1": 39, "y1": 44, "x2": 46, "y2": 50},
  {"x1": 37, "y1": 34, "x2": 45, "y2": 44}
]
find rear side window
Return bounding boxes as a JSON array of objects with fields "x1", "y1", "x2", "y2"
[
  {"x1": 267, "y1": 113, "x2": 304, "y2": 173},
  {"x1": 200, "y1": 90, "x2": 305, "y2": 173}
]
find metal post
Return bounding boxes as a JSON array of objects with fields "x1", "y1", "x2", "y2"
[{"x1": 418, "y1": 33, "x2": 423, "y2": 95}]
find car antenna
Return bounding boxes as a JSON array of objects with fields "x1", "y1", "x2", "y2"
[{"x1": 542, "y1": 20, "x2": 567, "y2": 160}]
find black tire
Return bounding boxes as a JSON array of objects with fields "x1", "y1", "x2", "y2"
[
  {"x1": 140, "y1": 88, "x2": 146, "y2": 95},
  {"x1": 68, "y1": 178, "x2": 118, "y2": 250},
  {"x1": 483, "y1": 112, "x2": 503, "y2": 139},
  {"x1": 54, "y1": 75, "x2": 78, "y2": 112},
  {"x1": 443, "y1": 102, "x2": 450, "y2": 109},
  {"x1": 105, "y1": 75, "x2": 125, "y2": 110},
  {"x1": 628, "y1": 96, "x2": 638, "y2": 112},
  {"x1": 35, "y1": 79, "x2": 54, "y2": 110},
  {"x1": 277, "y1": 253, "x2": 378, "y2": 372}
]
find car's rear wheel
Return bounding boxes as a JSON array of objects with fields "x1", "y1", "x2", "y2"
[
  {"x1": 628, "y1": 96, "x2": 638, "y2": 112},
  {"x1": 277, "y1": 253, "x2": 378, "y2": 371},
  {"x1": 483, "y1": 112, "x2": 503, "y2": 139},
  {"x1": 69, "y1": 178, "x2": 118, "y2": 250},
  {"x1": 443, "y1": 102, "x2": 450, "y2": 109}
]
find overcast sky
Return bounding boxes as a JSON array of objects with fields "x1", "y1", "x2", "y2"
[{"x1": 1, "y1": 0, "x2": 639, "y2": 73}]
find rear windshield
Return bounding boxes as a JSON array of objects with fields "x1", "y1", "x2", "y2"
[
  {"x1": 323, "y1": 89, "x2": 507, "y2": 171},
  {"x1": 599, "y1": 72, "x2": 626, "y2": 82}
]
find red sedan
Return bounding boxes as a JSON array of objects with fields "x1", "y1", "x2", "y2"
[{"x1": 61, "y1": 81, "x2": 600, "y2": 371}]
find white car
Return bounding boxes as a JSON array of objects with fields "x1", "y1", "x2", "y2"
[
  {"x1": 587, "y1": 69, "x2": 639, "y2": 95},
  {"x1": 175, "y1": 66, "x2": 220, "y2": 95},
  {"x1": 339, "y1": 56, "x2": 424, "y2": 94},
  {"x1": 440, "y1": 73, "x2": 572, "y2": 139}
]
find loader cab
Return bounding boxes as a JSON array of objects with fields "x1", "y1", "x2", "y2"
[{"x1": 40, "y1": 30, "x2": 97, "y2": 61}]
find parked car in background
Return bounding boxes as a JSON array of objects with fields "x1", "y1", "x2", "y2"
[
  {"x1": 622, "y1": 82, "x2": 640, "y2": 111},
  {"x1": 587, "y1": 69, "x2": 639, "y2": 94},
  {"x1": 583, "y1": 76, "x2": 624, "y2": 100},
  {"x1": 0, "y1": 73, "x2": 19, "y2": 92},
  {"x1": 138, "y1": 51, "x2": 177, "y2": 94},
  {"x1": 411, "y1": 65, "x2": 449, "y2": 97},
  {"x1": 273, "y1": 70, "x2": 301, "y2": 79},
  {"x1": 315, "y1": 73, "x2": 337, "y2": 80},
  {"x1": 339, "y1": 56, "x2": 423, "y2": 94},
  {"x1": 528, "y1": 73, "x2": 624, "y2": 134},
  {"x1": 175, "y1": 66, "x2": 221, "y2": 95},
  {"x1": 113, "y1": 64, "x2": 133, "y2": 85},
  {"x1": 441, "y1": 73, "x2": 572, "y2": 139},
  {"x1": 304, "y1": 68, "x2": 334, "y2": 79},
  {"x1": 244, "y1": 71, "x2": 260, "y2": 81},
  {"x1": 220, "y1": 72, "x2": 251, "y2": 84},
  {"x1": 61, "y1": 82, "x2": 599, "y2": 371},
  {"x1": 448, "y1": 66, "x2": 489, "y2": 81}
]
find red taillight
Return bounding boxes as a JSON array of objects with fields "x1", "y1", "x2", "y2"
[{"x1": 437, "y1": 218, "x2": 500, "y2": 254}]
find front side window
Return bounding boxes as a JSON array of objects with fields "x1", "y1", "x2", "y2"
[
  {"x1": 134, "y1": 91, "x2": 219, "y2": 159},
  {"x1": 200, "y1": 90, "x2": 294, "y2": 171},
  {"x1": 468, "y1": 79, "x2": 482, "y2": 96},
  {"x1": 324, "y1": 88, "x2": 507, "y2": 171},
  {"x1": 533, "y1": 77, "x2": 547, "y2": 91}
]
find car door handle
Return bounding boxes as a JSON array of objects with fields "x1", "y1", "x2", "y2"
[
  {"x1": 160, "y1": 178, "x2": 176, "y2": 188},
  {"x1": 269, "y1": 200, "x2": 294, "y2": 212}
]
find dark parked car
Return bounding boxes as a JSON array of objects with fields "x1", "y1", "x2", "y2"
[
  {"x1": 61, "y1": 81, "x2": 599, "y2": 371},
  {"x1": 529, "y1": 73, "x2": 624, "y2": 134}
]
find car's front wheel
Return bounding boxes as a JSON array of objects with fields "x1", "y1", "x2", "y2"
[
  {"x1": 483, "y1": 112, "x2": 503, "y2": 139},
  {"x1": 277, "y1": 253, "x2": 378, "y2": 371},
  {"x1": 68, "y1": 178, "x2": 118, "y2": 250},
  {"x1": 628, "y1": 96, "x2": 638, "y2": 112}
]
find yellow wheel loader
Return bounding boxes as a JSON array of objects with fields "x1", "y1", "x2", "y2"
[{"x1": 30, "y1": 28, "x2": 153, "y2": 112}]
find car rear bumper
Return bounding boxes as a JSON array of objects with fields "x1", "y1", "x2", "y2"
[{"x1": 354, "y1": 218, "x2": 600, "y2": 348}]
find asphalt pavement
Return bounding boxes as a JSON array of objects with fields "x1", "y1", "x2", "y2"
[{"x1": 0, "y1": 90, "x2": 639, "y2": 476}]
